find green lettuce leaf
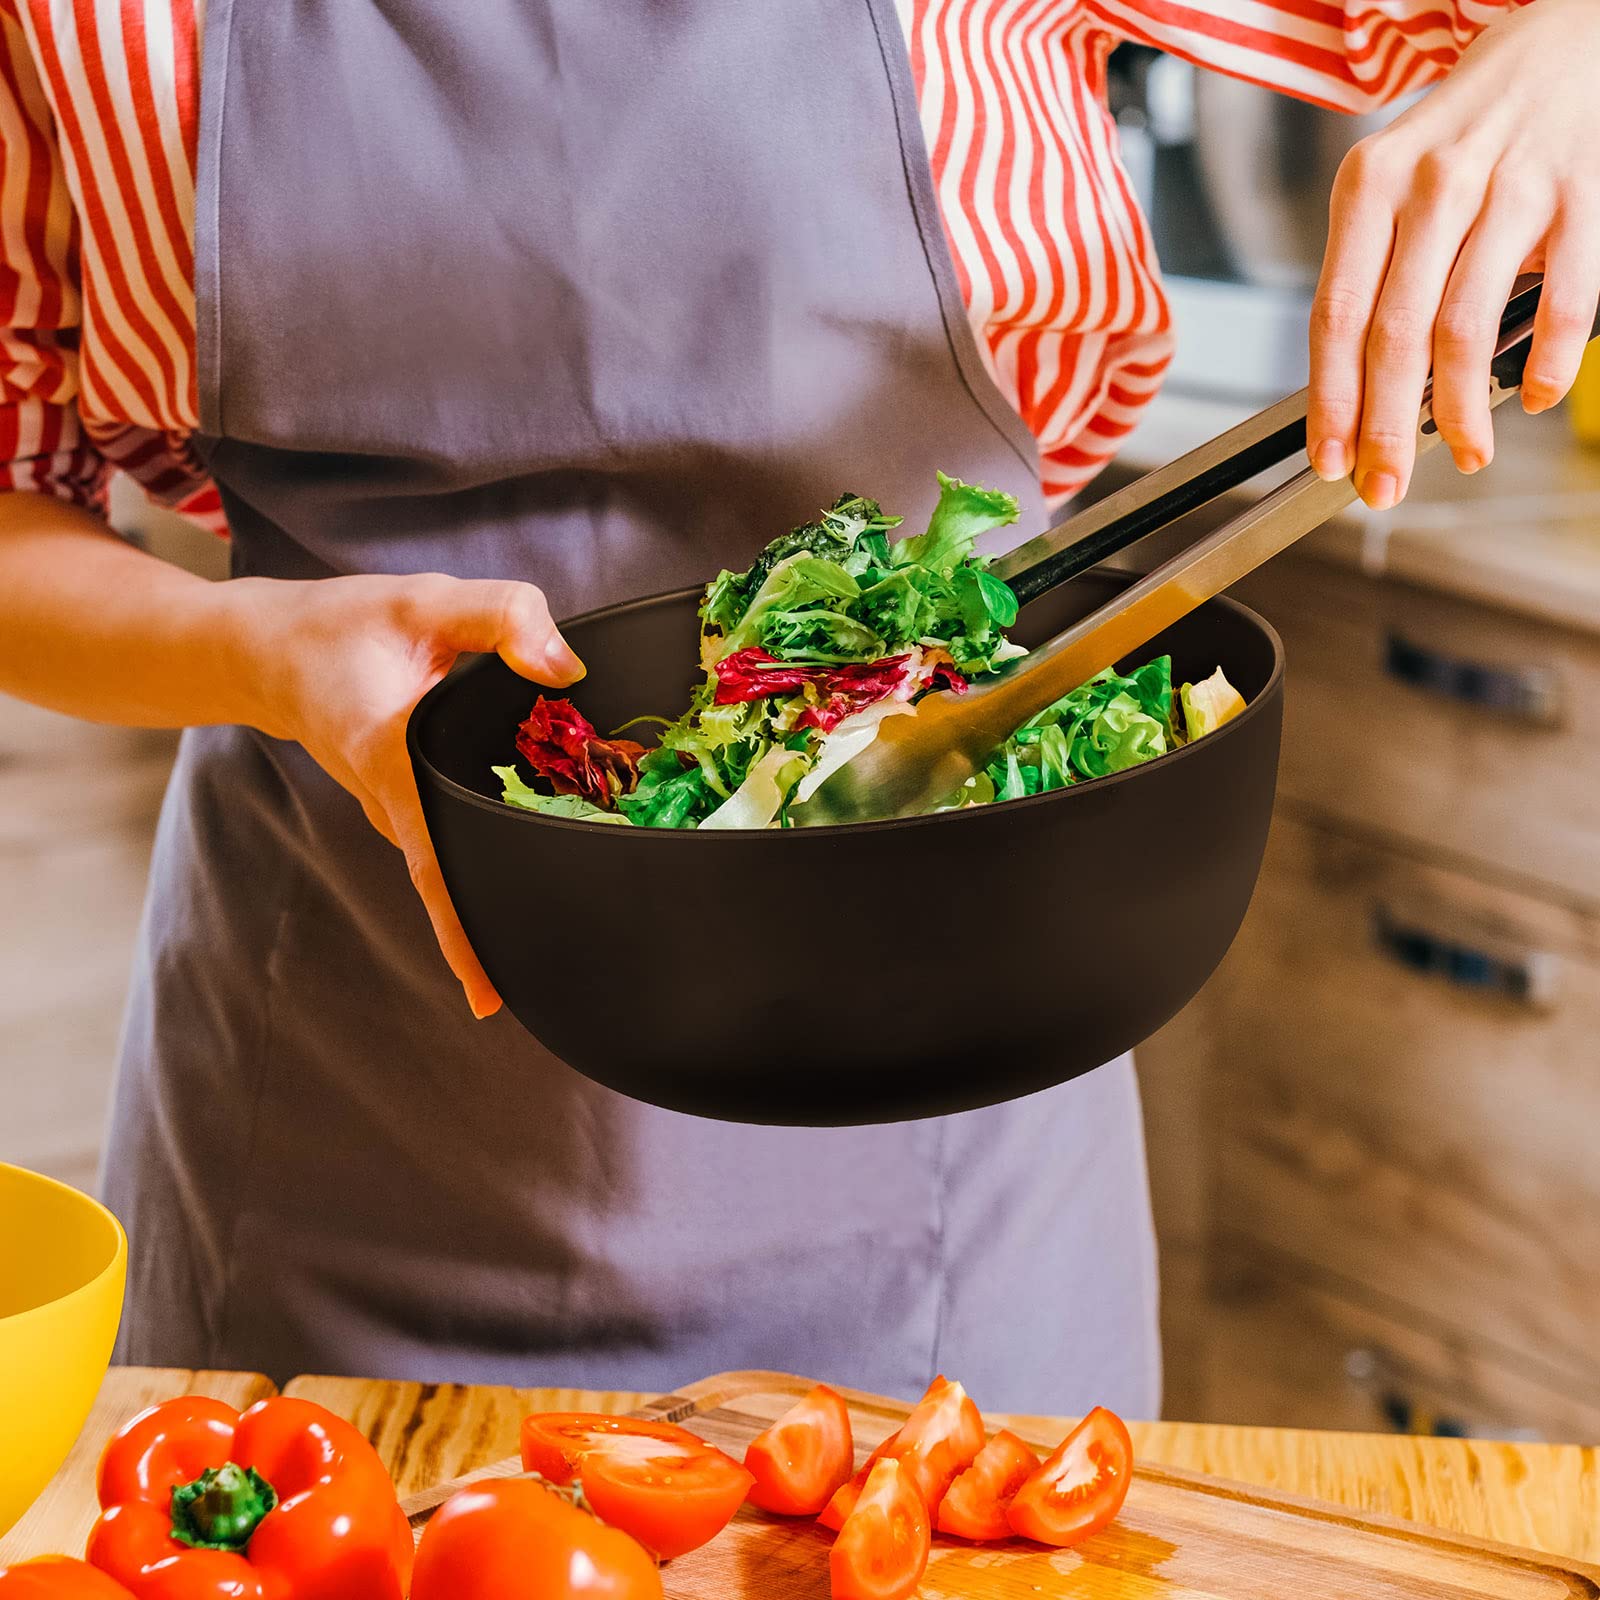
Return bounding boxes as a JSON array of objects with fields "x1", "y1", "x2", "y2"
[
  {"x1": 1069, "y1": 690, "x2": 1169, "y2": 778},
  {"x1": 892, "y1": 471, "x2": 1020, "y2": 573},
  {"x1": 617, "y1": 747, "x2": 719, "y2": 829},
  {"x1": 976, "y1": 656, "x2": 1179, "y2": 798},
  {"x1": 718, "y1": 555, "x2": 880, "y2": 663},
  {"x1": 853, "y1": 565, "x2": 940, "y2": 645},
  {"x1": 494, "y1": 766, "x2": 633, "y2": 824},
  {"x1": 702, "y1": 494, "x2": 902, "y2": 635}
]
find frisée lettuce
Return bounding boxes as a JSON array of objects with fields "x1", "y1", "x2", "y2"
[{"x1": 496, "y1": 473, "x2": 1246, "y2": 828}]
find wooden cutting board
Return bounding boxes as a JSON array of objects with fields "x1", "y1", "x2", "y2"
[{"x1": 399, "y1": 1370, "x2": 1600, "y2": 1598}]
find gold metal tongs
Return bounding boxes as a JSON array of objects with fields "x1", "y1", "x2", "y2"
[{"x1": 792, "y1": 278, "x2": 1596, "y2": 827}]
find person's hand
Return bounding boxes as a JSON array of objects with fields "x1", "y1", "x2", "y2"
[
  {"x1": 1308, "y1": 0, "x2": 1600, "y2": 508},
  {"x1": 231, "y1": 572, "x2": 584, "y2": 1018}
]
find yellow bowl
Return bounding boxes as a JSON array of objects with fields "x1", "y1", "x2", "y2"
[{"x1": 0, "y1": 1163, "x2": 126, "y2": 1539}]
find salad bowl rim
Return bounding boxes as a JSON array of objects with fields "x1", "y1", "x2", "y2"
[{"x1": 408, "y1": 580, "x2": 1286, "y2": 839}]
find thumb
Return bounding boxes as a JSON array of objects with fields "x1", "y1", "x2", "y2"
[{"x1": 425, "y1": 577, "x2": 585, "y2": 686}]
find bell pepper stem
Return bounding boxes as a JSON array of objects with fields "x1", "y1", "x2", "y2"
[{"x1": 170, "y1": 1462, "x2": 278, "y2": 1551}]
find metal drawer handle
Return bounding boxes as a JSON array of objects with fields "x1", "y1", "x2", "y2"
[
  {"x1": 1345, "y1": 1348, "x2": 1544, "y2": 1441},
  {"x1": 1383, "y1": 631, "x2": 1563, "y2": 725},
  {"x1": 1372, "y1": 904, "x2": 1559, "y2": 1007}
]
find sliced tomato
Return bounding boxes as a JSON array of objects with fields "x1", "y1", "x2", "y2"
[
  {"x1": 821, "y1": 1377, "x2": 983, "y2": 1530},
  {"x1": 520, "y1": 1414, "x2": 708, "y2": 1485},
  {"x1": 745, "y1": 1384, "x2": 855, "y2": 1516},
  {"x1": 891, "y1": 1377, "x2": 985, "y2": 1509},
  {"x1": 1006, "y1": 1406, "x2": 1134, "y2": 1548},
  {"x1": 935, "y1": 1429, "x2": 1039, "y2": 1541},
  {"x1": 830, "y1": 1459, "x2": 930, "y2": 1600},
  {"x1": 520, "y1": 1412, "x2": 754, "y2": 1560},
  {"x1": 819, "y1": 1429, "x2": 901, "y2": 1534}
]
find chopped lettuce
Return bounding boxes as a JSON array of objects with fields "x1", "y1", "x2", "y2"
[
  {"x1": 494, "y1": 766, "x2": 632, "y2": 825},
  {"x1": 702, "y1": 494, "x2": 903, "y2": 637},
  {"x1": 891, "y1": 471, "x2": 1019, "y2": 573},
  {"x1": 719, "y1": 556, "x2": 882, "y2": 663},
  {"x1": 495, "y1": 471, "x2": 1248, "y2": 830},
  {"x1": 1181, "y1": 668, "x2": 1247, "y2": 738},
  {"x1": 793, "y1": 698, "x2": 916, "y2": 804},
  {"x1": 617, "y1": 747, "x2": 719, "y2": 829},
  {"x1": 700, "y1": 745, "x2": 812, "y2": 831},
  {"x1": 975, "y1": 655, "x2": 1244, "y2": 804}
]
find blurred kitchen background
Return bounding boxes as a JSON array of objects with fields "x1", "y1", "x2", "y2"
[{"x1": 7, "y1": 49, "x2": 1600, "y2": 1443}]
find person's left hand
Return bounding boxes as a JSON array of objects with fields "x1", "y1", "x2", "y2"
[{"x1": 1308, "y1": 0, "x2": 1600, "y2": 508}]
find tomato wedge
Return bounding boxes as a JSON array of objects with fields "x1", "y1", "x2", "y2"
[
  {"x1": 820, "y1": 1377, "x2": 983, "y2": 1530},
  {"x1": 519, "y1": 1412, "x2": 753, "y2": 1560},
  {"x1": 935, "y1": 1429, "x2": 1039, "y2": 1541},
  {"x1": 830, "y1": 1459, "x2": 930, "y2": 1600},
  {"x1": 1006, "y1": 1406, "x2": 1134, "y2": 1548},
  {"x1": 745, "y1": 1384, "x2": 854, "y2": 1516}
]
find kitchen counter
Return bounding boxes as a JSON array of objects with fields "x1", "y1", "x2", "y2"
[
  {"x1": 5, "y1": 1367, "x2": 1598, "y2": 1568},
  {"x1": 1114, "y1": 389, "x2": 1600, "y2": 637}
]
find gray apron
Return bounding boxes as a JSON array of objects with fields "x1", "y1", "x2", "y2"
[{"x1": 102, "y1": 0, "x2": 1161, "y2": 1416}]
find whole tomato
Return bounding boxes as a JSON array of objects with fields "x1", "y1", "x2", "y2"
[
  {"x1": 0, "y1": 1559, "x2": 135, "y2": 1598},
  {"x1": 411, "y1": 1477, "x2": 662, "y2": 1600}
]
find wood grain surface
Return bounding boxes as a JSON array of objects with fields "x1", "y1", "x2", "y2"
[
  {"x1": 370, "y1": 1370, "x2": 1600, "y2": 1598},
  {"x1": 12, "y1": 1366, "x2": 1600, "y2": 1586},
  {"x1": 277, "y1": 1371, "x2": 1600, "y2": 1567}
]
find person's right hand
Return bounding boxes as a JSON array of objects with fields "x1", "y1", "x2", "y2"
[{"x1": 230, "y1": 572, "x2": 585, "y2": 1019}]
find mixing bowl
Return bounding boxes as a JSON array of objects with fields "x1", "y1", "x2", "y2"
[
  {"x1": 410, "y1": 570, "x2": 1283, "y2": 1124},
  {"x1": 0, "y1": 1163, "x2": 126, "y2": 1537}
]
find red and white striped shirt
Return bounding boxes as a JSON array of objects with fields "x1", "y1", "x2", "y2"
[{"x1": 1, "y1": 0, "x2": 1522, "y2": 528}]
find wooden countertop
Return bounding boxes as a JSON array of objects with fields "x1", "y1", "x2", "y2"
[
  {"x1": 1119, "y1": 392, "x2": 1600, "y2": 637},
  {"x1": 4, "y1": 1367, "x2": 1599, "y2": 1570}
]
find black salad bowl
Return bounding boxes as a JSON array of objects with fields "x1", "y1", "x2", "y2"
[{"x1": 409, "y1": 570, "x2": 1284, "y2": 1125}]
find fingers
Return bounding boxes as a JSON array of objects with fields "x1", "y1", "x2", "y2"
[
  {"x1": 1521, "y1": 207, "x2": 1600, "y2": 413},
  {"x1": 1351, "y1": 150, "x2": 1490, "y2": 509},
  {"x1": 408, "y1": 575, "x2": 585, "y2": 686},
  {"x1": 357, "y1": 789, "x2": 401, "y2": 849},
  {"x1": 375, "y1": 757, "x2": 503, "y2": 1019},
  {"x1": 311, "y1": 736, "x2": 492, "y2": 1014},
  {"x1": 1314, "y1": 131, "x2": 1600, "y2": 507},
  {"x1": 1432, "y1": 189, "x2": 1542, "y2": 471},
  {"x1": 1308, "y1": 140, "x2": 1399, "y2": 486}
]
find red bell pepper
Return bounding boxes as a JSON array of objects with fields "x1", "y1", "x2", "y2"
[
  {"x1": 88, "y1": 1395, "x2": 412, "y2": 1600},
  {"x1": 0, "y1": 1559, "x2": 134, "y2": 1597}
]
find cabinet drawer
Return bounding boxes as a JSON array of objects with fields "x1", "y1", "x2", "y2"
[
  {"x1": 1205, "y1": 809, "x2": 1600, "y2": 1394},
  {"x1": 1181, "y1": 1240, "x2": 1600, "y2": 1443},
  {"x1": 1229, "y1": 555, "x2": 1600, "y2": 904}
]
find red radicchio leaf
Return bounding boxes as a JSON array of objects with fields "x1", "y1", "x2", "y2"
[
  {"x1": 713, "y1": 648, "x2": 914, "y2": 734},
  {"x1": 921, "y1": 649, "x2": 970, "y2": 698},
  {"x1": 514, "y1": 697, "x2": 646, "y2": 809}
]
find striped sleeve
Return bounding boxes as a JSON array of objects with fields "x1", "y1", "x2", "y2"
[
  {"x1": 1086, "y1": 0, "x2": 1533, "y2": 111},
  {"x1": 0, "y1": 1, "x2": 108, "y2": 507}
]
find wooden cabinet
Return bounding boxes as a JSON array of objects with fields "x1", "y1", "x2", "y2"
[
  {"x1": 1161, "y1": 1240, "x2": 1600, "y2": 1444},
  {"x1": 1231, "y1": 556, "x2": 1600, "y2": 904},
  {"x1": 1142, "y1": 545, "x2": 1600, "y2": 1444}
]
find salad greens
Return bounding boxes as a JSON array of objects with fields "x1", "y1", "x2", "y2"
[{"x1": 496, "y1": 473, "x2": 1246, "y2": 829}]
